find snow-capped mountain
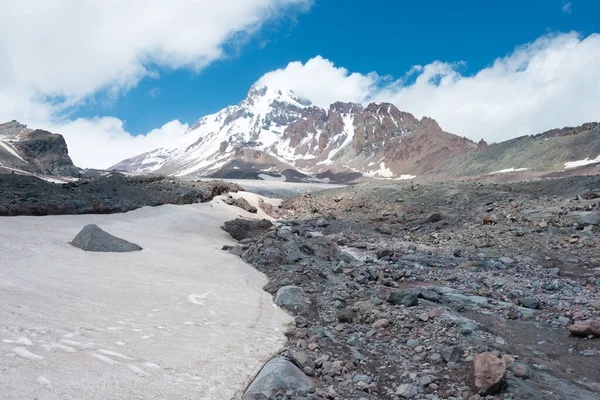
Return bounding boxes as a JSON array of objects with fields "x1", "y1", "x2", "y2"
[{"x1": 111, "y1": 85, "x2": 478, "y2": 181}]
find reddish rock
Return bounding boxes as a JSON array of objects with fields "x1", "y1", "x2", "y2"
[
  {"x1": 471, "y1": 352, "x2": 506, "y2": 395},
  {"x1": 482, "y1": 215, "x2": 497, "y2": 225},
  {"x1": 567, "y1": 320, "x2": 600, "y2": 337},
  {"x1": 372, "y1": 318, "x2": 390, "y2": 330}
]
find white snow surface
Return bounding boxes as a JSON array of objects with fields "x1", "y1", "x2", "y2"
[
  {"x1": 0, "y1": 194, "x2": 292, "y2": 400},
  {"x1": 0, "y1": 139, "x2": 26, "y2": 161},
  {"x1": 489, "y1": 167, "x2": 529, "y2": 174},
  {"x1": 564, "y1": 155, "x2": 600, "y2": 169}
]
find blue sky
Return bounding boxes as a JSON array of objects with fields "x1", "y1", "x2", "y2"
[
  {"x1": 76, "y1": 0, "x2": 598, "y2": 136},
  {"x1": 1, "y1": 0, "x2": 599, "y2": 168}
]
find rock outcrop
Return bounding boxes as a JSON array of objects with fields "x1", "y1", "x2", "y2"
[{"x1": 0, "y1": 120, "x2": 79, "y2": 177}]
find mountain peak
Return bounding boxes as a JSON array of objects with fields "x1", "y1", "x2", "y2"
[
  {"x1": 0, "y1": 120, "x2": 28, "y2": 138},
  {"x1": 245, "y1": 84, "x2": 312, "y2": 109}
]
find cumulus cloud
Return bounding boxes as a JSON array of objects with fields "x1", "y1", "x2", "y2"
[
  {"x1": 257, "y1": 32, "x2": 600, "y2": 144},
  {"x1": 48, "y1": 119, "x2": 189, "y2": 168},
  {"x1": 257, "y1": 56, "x2": 380, "y2": 106},
  {"x1": 0, "y1": 0, "x2": 311, "y2": 168}
]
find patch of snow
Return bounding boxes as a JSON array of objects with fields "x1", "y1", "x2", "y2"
[
  {"x1": 564, "y1": 155, "x2": 600, "y2": 169},
  {"x1": 0, "y1": 195, "x2": 292, "y2": 399},
  {"x1": 489, "y1": 167, "x2": 528, "y2": 174},
  {"x1": 0, "y1": 140, "x2": 26, "y2": 161},
  {"x1": 365, "y1": 162, "x2": 394, "y2": 178},
  {"x1": 304, "y1": 176, "x2": 331, "y2": 184},
  {"x1": 258, "y1": 173, "x2": 286, "y2": 182}
]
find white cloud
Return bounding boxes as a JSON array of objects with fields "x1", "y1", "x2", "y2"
[
  {"x1": 257, "y1": 32, "x2": 600, "y2": 144},
  {"x1": 0, "y1": 0, "x2": 311, "y2": 168},
  {"x1": 48, "y1": 119, "x2": 189, "y2": 169},
  {"x1": 257, "y1": 56, "x2": 380, "y2": 106},
  {"x1": 562, "y1": 2, "x2": 573, "y2": 14}
]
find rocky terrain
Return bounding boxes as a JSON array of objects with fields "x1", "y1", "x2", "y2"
[
  {"x1": 0, "y1": 120, "x2": 80, "y2": 177},
  {"x1": 223, "y1": 174, "x2": 600, "y2": 399},
  {"x1": 0, "y1": 173, "x2": 242, "y2": 216}
]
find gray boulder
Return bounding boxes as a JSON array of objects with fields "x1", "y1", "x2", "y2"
[
  {"x1": 242, "y1": 357, "x2": 313, "y2": 400},
  {"x1": 222, "y1": 218, "x2": 273, "y2": 241},
  {"x1": 440, "y1": 346, "x2": 462, "y2": 363},
  {"x1": 519, "y1": 297, "x2": 540, "y2": 309},
  {"x1": 70, "y1": 224, "x2": 142, "y2": 252},
  {"x1": 275, "y1": 285, "x2": 309, "y2": 314},
  {"x1": 388, "y1": 290, "x2": 419, "y2": 307}
]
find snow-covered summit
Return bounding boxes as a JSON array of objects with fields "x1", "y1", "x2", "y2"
[{"x1": 111, "y1": 84, "x2": 475, "y2": 180}]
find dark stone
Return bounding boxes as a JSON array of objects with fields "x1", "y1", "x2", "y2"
[
  {"x1": 420, "y1": 289, "x2": 440, "y2": 302},
  {"x1": 519, "y1": 297, "x2": 540, "y2": 309},
  {"x1": 242, "y1": 357, "x2": 313, "y2": 400},
  {"x1": 275, "y1": 286, "x2": 309, "y2": 314},
  {"x1": 376, "y1": 249, "x2": 394, "y2": 259},
  {"x1": 221, "y1": 218, "x2": 273, "y2": 241},
  {"x1": 69, "y1": 224, "x2": 142, "y2": 252},
  {"x1": 388, "y1": 291, "x2": 418, "y2": 307},
  {"x1": 440, "y1": 346, "x2": 462, "y2": 363},
  {"x1": 427, "y1": 213, "x2": 443, "y2": 223},
  {"x1": 337, "y1": 308, "x2": 355, "y2": 323}
]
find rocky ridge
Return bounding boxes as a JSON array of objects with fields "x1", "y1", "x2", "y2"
[
  {"x1": 0, "y1": 120, "x2": 79, "y2": 177},
  {"x1": 0, "y1": 173, "x2": 242, "y2": 216}
]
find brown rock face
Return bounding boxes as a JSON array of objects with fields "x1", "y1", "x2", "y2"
[
  {"x1": 471, "y1": 352, "x2": 506, "y2": 395},
  {"x1": 282, "y1": 104, "x2": 355, "y2": 153},
  {"x1": 352, "y1": 103, "x2": 420, "y2": 155},
  {"x1": 568, "y1": 320, "x2": 600, "y2": 337}
]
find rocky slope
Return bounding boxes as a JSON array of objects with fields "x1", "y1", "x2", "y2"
[
  {"x1": 439, "y1": 122, "x2": 600, "y2": 178},
  {"x1": 0, "y1": 120, "x2": 80, "y2": 177},
  {"x1": 111, "y1": 85, "x2": 478, "y2": 181},
  {"x1": 223, "y1": 175, "x2": 600, "y2": 399}
]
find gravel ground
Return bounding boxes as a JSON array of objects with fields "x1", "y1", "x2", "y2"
[{"x1": 224, "y1": 174, "x2": 600, "y2": 399}]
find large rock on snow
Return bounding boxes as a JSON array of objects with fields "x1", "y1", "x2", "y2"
[
  {"x1": 70, "y1": 224, "x2": 142, "y2": 252},
  {"x1": 223, "y1": 195, "x2": 257, "y2": 213},
  {"x1": 242, "y1": 357, "x2": 313, "y2": 400},
  {"x1": 221, "y1": 218, "x2": 273, "y2": 240},
  {"x1": 471, "y1": 352, "x2": 506, "y2": 395}
]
